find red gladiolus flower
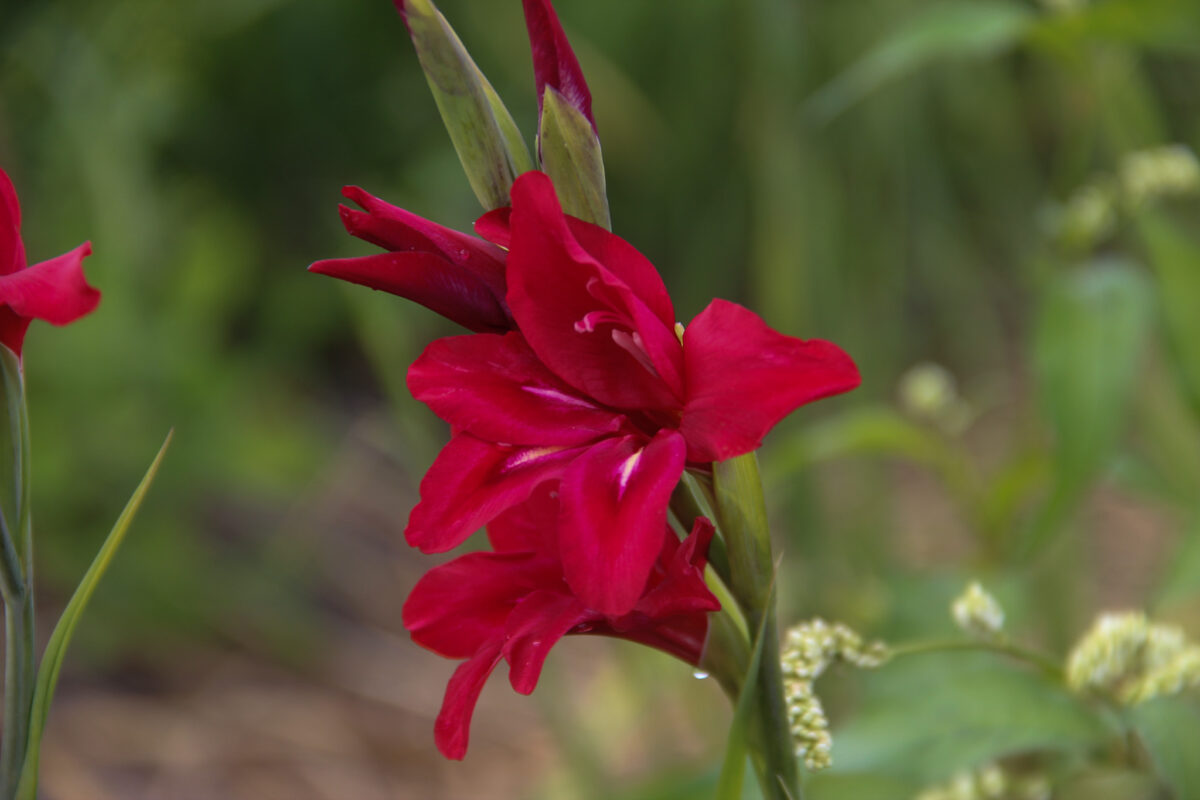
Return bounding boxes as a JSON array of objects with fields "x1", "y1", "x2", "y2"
[
  {"x1": 406, "y1": 171, "x2": 860, "y2": 616},
  {"x1": 308, "y1": 186, "x2": 513, "y2": 333},
  {"x1": 403, "y1": 485, "x2": 719, "y2": 759},
  {"x1": 0, "y1": 168, "x2": 100, "y2": 358}
]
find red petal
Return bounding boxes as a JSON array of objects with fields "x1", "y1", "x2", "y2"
[
  {"x1": 309, "y1": 252, "x2": 510, "y2": 333},
  {"x1": 635, "y1": 518, "x2": 720, "y2": 619},
  {"x1": 433, "y1": 638, "x2": 504, "y2": 760},
  {"x1": 558, "y1": 431, "x2": 686, "y2": 616},
  {"x1": 0, "y1": 243, "x2": 99, "y2": 355},
  {"x1": 0, "y1": 169, "x2": 26, "y2": 277},
  {"x1": 339, "y1": 186, "x2": 507, "y2": 299},
  {"x1": 680, "y1": 299, "x2": 861, "y2": 462},
  {"x1": 474, "y1": 207, "x2": 512, "y2": 249},
  {"x1": 486, "y1": 482, "x2": 561, "y2": 556},
  {"x1": 521, "y1": 0, "x2": 595, "y2": 132},
  {"x1": 404, "y1": 550, "x2": 561, "y2": 658},
  {"x1": 503, "y1": 590, "x2": 589, "y2": 694},
  {"x1": 506, "y1": 172, "x2": 683, "y2": 409},
  {"x1": 406, "y1": 433, "x2": 586, "y2": 553},
  {"x1": 408, "y1": 331, "x2": 627, "y2": 446}
]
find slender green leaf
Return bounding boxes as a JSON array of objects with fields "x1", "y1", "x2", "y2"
[
  {"x1": 1024, "y1": 261, "x2": 1153, "y2": 556},
  {"x1": 715, "y1": 593, "x2": 773, "y2": 800},
  {"x1": 831, "y1": 653, "x2": 1110, "y2": 783},
  {"x1": 539, "y1": 87, "x2": 611, "y2": 229},
  {"x1": 1129, "y1": 696, "x2": 1200, "y2": 799},
  {"x1": 14, "y1": 431, "x2": 173, "y2": 800},
  {"x1": 403, "y1": 0, "x2": 534, "y2": 209},
  {"x1": 1136, "y1": 211, "x2": 1200, "y2": 418},
  {"x1": 807, "y1": 1, "x2": 1033, "y2": 122}
]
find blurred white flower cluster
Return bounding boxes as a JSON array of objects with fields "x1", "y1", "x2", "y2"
[
  {"x1": 1049, "y1": 144, "x2": 1199, "y2": 250},
  {"x1": 1065, "y1": 611, "x2": 1200, "y2": 704},
  {"x1": 915, "y1": 764, "x2": 1049, "y2": 800}
]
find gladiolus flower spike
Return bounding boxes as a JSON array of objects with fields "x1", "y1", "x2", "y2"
[{"x1": 0, "y1": 168, "x2": 100, "y2": 358}]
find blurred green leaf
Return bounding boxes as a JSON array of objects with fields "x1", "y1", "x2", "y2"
[
  {"x1": 830, "y1": 653, "x2": 1109, "y2": 783},
  {"x1": 1129, "y1": 695, "x2": 1200, "y2": 799},
  {"x1": 768, "y1": 408, "x2": 958, "y2": 477},
  {"x1": 14, "y1": 431, "x2": 171, "y2": 800},
  {"x1": 807, "y1": 1, "x2": 1033, "y2": 121},
  {"x1": 1154, "y1": 514, "x2": 1200, "y2": 609},
  {"x1": 1025, "y1": 261, "x2": 1153, "y2": 556},
  {"x1": 1029, "y1": 0, "x2": 1200, "y2": 56},
  {"x1": 539, "y1": 87, "x2": 611, "y2": 229},
  {"x1": 1136, "y1": 211, "x2": 1200, "y2": 418},
  {"x1": 403, "y1": 0, "x2": 534, "y2": 209}
]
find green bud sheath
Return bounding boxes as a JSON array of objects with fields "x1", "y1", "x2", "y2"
[
  {"x1": 403, "y1": 0, "x2": 534, "y2": 210},
  {"x1": 538, "y1": 87, "x2": 611, "y2": 229}
]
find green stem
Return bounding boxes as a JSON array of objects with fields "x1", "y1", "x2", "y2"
[
  {"x1": 887, "y1": 637, "x2": 1065, "y2": 681},
  {"x1": 713, "y1": 453, "x2": 799, "y2": 800},
  {"x1": 0, "y1": 347, "x2": 36, "y2": 797}
]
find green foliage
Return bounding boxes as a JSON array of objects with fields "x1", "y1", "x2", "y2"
[
  {"x1": 1128, "y1": 696, "x2": 1200, "y2": 799},
  {"x1": 830, "y1": 653, "x2": 1110, "y2": 783}
]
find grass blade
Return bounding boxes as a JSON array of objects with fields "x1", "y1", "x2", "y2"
[{"x1": 13, "y1": 431, "x2": 173, "y2": 800}]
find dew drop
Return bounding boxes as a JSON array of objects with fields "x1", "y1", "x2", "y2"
[{"x1": 692, "y1": 670, "x2": 709, "y2": 680}]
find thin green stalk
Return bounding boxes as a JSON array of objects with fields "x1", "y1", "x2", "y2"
[
  {"x1": 0, "y1": 347, "x2": 36, "y2": 797},
  {"x1": 0, "y1": 508, "x2": 24, "y2": 606},
  {"x1": 713, "y1": 453, "x2": 799, "y2": 800},
  {"x1": 887, "y1": 637, "x2": 1065, "y2": 681}
]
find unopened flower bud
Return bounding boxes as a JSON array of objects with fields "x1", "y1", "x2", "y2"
[{"x1": 952, "y1": 582, "x2": 1005, "y2": 637}]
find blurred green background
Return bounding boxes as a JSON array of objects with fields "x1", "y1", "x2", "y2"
[{"x1": 3, "y1": 0, "x2": 1200, "y2": 797}]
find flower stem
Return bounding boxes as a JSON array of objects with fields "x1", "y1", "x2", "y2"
[
  {"x1": 886, "y1": 637, "x2": 1064, "y2": 681},
  {"x1": 713, "y1": 453, "x2": 799, "y2": 800},
  {"x1": 0, "y1": 347, "x2": 36, "y2": 796}
]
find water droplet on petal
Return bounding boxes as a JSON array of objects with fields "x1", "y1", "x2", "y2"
[{"x1": 692, "y1": 670, "x2": 709, "y2": 680}]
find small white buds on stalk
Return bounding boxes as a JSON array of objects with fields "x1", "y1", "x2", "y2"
[
  {"x1": 1065, "y1": 611, "x2": 1200, "y2": 705},
  {"x1": 951, "y1": 582, "x2": 1005, "y2": 637},
  {"x1": 779, "y1": 619, "x2": 887, "y2": 771},
  {"x1": 1120, "y1": 145, "x2": 1200, "y2": 208}
]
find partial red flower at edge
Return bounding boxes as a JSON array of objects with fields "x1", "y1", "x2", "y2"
[
  {"x1": 403, "y1": 486, "x2": 719, "y2": 760},
  {"x1": 308, "y1": 186, "x2": 514, "y2": 333},
  {"x1": 404, "y1": 171, "x2": 861, "y2": 616},
  {"x1": 0, "y1": 168, "x2": 100, "y2": 358}
]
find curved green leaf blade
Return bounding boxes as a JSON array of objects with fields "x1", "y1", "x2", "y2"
[
  {"x1": 1023, "y1": 261, "x2": 1153, "y2": 557},
  {"x1": 807, "y1": 0, "x2": 1032, "y2": 122},
  {"x1": 14, "y1": 431, "x2": 173, "y2": 800}
]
